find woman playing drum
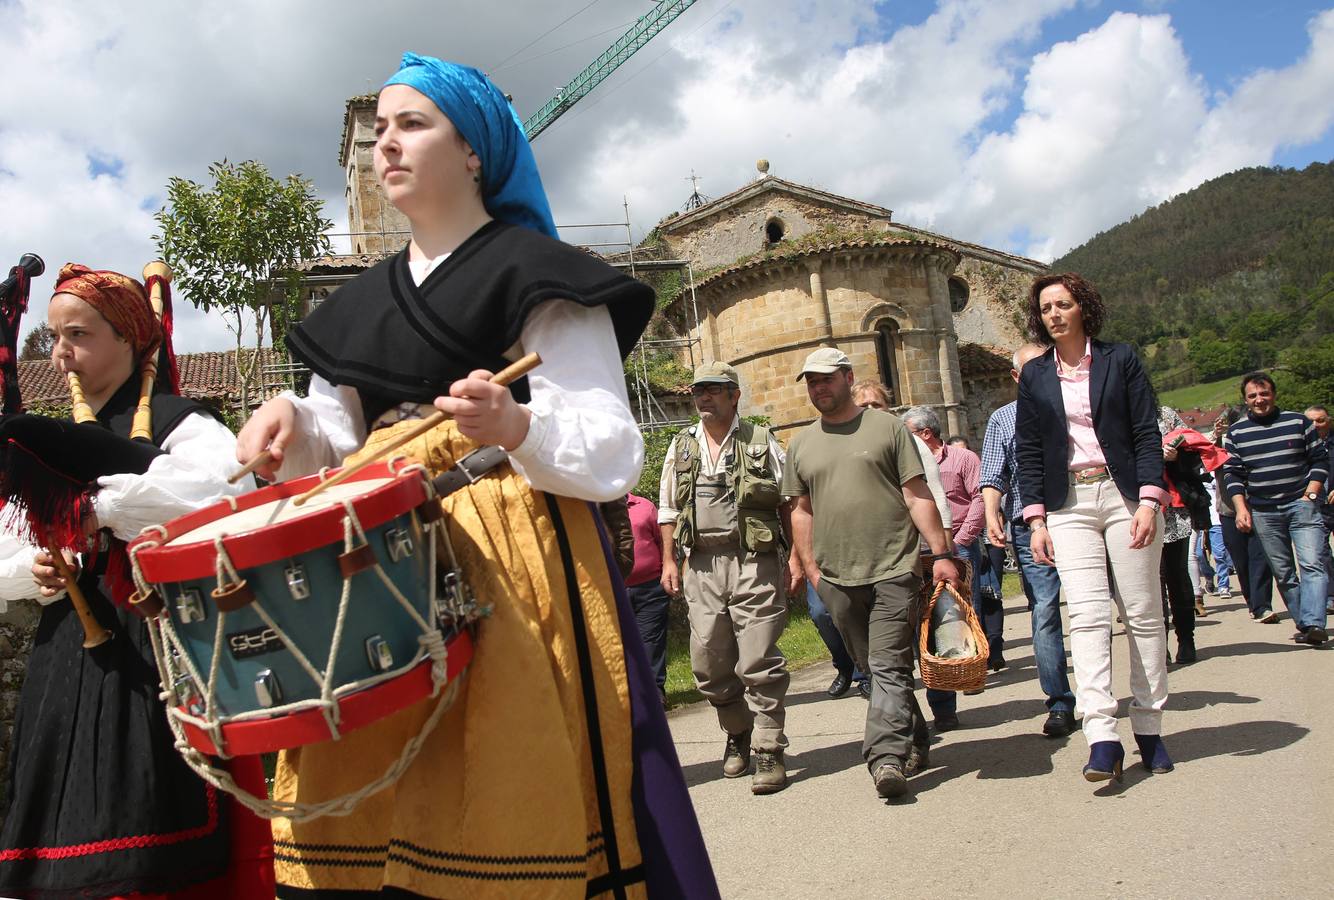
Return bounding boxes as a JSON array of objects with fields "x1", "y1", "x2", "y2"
[
  {"x1": 0, "y1": 265, "x2": 274, "y2": 897},
  {"x1": 236, "y1": 53, "x2": 717, "y2": 899}
]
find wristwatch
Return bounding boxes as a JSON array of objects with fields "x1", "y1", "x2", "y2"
[
  {"x1": 1139, "y1": 498, "x2": 1161, "y2": 512},
  {"x1": 1307, "y1": 491, "x2": 1321, "y2": 502}
]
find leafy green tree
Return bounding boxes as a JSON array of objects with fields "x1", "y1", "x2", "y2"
[
  {"x1": 1187, "y1": 337, "x2": 1249, "y2": 382},
  {"x1": 19, "y1": 323, "x2": 55, "y2": 361},
  {"x1": 154, "y1": 160, "x2": 330, "y2": 420}
]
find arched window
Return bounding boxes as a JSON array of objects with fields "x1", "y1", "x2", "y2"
[
  {"x1": 948, "y1": 277, "x2": 970, "y2": 313},
  {"x1": 764, "y1": 217, "x2": 786, "y2": 246},
  {"x1": 874, "y1": 319, "x2": 904, "y2": 405}
]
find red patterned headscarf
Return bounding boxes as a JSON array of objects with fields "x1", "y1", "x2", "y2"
[{"x1": 52, "y1": 263, "x2": 160, "y2": 363}]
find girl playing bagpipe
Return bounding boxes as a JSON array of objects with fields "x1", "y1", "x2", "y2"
[
  {"x1": 0, "y1": 264, "x2": 273, "y2": 898},
  {"x1": 235, "y1": 53, "x2": 717, "y2": 900}
]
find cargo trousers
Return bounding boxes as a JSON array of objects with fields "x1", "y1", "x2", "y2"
[{"x1": 682, "y1": 543, "x2": 790, "y2": 751}]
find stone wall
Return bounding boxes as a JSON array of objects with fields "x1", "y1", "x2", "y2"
[
  {"x1": 949, "y1": 256, "x2": 1040, "y2": 350},
  {"x1": 686, "y1": 242, "x2": 970, "y2": 439},
  {"x1": 0, "y1": 599, "x2": 38, "y2": 822},
  {"x1": 343, "y1": 100, "x2": 411, "y2": 255}
]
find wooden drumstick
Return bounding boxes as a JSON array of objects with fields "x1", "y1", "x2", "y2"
[
  {"x1": 46, "y1": 539, "x2": 111, "y2": 648},
  {"x1": 67, "y1": 371, "x2": 96, "y2": 424},
  {"x1": 293, "y1": 352, "x2": 541, "y2": 507},
  {"x1": 130, "y1": 261, "x2": 172, "y2": 442},
  {"x1": 228, "y1": 449, "x2": 273, "y2": 484}
]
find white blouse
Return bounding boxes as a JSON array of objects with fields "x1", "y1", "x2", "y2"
[
  {"x1": 275, "y1": 257, "x2": 644, "y2": 503},
  {"x1": 0, "y1": 412, "x2": 251, "y2": 612}
]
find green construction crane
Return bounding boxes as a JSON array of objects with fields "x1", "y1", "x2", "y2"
[{"x1": 523, "y1": 0, "x2": 699, "y2": 141}]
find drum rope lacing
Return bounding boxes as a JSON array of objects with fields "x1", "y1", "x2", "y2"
[{"x1": 128, "y1": 465, "x2": 470, "y2": 822}]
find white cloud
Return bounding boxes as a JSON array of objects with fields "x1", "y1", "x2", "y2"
[{"x1": 1, "y1": 0, "x2": 1332, "y2": 356}]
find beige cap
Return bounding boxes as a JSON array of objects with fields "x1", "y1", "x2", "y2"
[
  {"x1": 796, "y1": 346, "x2": 852, "y2": 381},
  {"x1": 692, "y1": 361, "x2": 739, "y2": 386}
]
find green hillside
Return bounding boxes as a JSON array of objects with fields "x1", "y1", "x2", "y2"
[{"x1": 1051, "y1": 162, "x2": 1334, "y2": 409}]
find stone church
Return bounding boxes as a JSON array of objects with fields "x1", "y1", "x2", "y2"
[{"x1": 646, "y1": 166, "x2": 1046, "y2": 441}]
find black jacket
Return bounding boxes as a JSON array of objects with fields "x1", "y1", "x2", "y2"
[{"x1": 1015, "y1": 339, "x2": 1165, "y2": 514}]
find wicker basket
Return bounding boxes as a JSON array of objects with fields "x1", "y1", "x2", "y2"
[{"x1": 918, "y1": 577, "x2": 991, "y2": 693}]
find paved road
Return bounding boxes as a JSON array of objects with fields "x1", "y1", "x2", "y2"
[{"x1": 667, "y1": 592, "x2": 1333, "y2": 899}]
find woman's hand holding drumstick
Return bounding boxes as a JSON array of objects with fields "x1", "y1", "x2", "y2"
[{"x1": 292, "y1": 353, "x2": 540, "y2": 506}]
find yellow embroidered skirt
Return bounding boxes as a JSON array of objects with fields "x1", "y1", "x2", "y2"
[{"x1": 271, "y1": 421, "x2": 644, "y2": 898}]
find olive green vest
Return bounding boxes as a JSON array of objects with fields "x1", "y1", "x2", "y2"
[{"x1": 672, "y1": 420, "x2": 784, "y2": 554}]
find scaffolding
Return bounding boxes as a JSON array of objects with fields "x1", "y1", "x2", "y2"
[{"x1": 556, "y1": 198, "x2": 702, "y2": 431}]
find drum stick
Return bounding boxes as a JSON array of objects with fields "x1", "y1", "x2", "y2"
[
  {"x1": 228, "y1": 449, "x2": 272, "y2": 484},
  {"x1": 293, "y1": 352, "x2": 541, "y2": 507},
  {"x1": 47, "y1": 540, "x2": 112, "y2": 648}
]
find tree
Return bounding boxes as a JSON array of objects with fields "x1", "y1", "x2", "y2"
[
  {"x1": 19, "y1": 324, "x2": 55, "y2": 361},
  {"x1": 154, "y1": 159, "x2": 331, "y2": 420}
]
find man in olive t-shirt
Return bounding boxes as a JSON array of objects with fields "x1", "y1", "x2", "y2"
[{"x1": 784, "y1": 347, "x2": 962, "y2": 800}]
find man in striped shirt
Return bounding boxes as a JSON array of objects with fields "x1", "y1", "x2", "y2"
[{"x1": 1222, "y1": 372, "x2": 1329, "y2": 644}]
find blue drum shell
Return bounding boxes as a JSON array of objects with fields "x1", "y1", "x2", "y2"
[{"x1": 160, "y1": 508, "x2": 433, "y2": 720}]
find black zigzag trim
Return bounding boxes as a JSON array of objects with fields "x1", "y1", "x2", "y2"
[
  {"x1": 385, "y1": 851, "x2": 586, "y2": 881},
  {"x1": 274, "y1": 852, "x2": 386, "y2": 869},
  {"x1": 274, "y1": 840, "x2": 389, "y2": 854},
  {"x1": 388, "y1": 837, "x2": 602, "y2": 866}
]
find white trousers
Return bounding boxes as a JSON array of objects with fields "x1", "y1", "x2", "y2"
[{"x1": 1049, "y1": 479, "x2": 1168, "y2": 744}]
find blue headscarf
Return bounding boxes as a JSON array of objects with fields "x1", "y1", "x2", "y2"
[{"x1": 384, "y1": 52, "x2": 557, "y2": 239}]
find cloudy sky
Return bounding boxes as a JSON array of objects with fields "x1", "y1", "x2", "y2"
[{"x1": 1, "y1": 0, "x2": 1332, "y2": 352}]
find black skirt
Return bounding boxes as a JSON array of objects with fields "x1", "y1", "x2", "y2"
[{"x1": 0, "y1": 581, "x2": 231, "y2": 898}]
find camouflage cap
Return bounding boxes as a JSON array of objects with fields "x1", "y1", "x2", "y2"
[
  {"x1": 796, "y1": 346, "x2": 852, "y2": 381},
  {"x1": 692, "y1": 361, "x2": 739, "y2": 386}
]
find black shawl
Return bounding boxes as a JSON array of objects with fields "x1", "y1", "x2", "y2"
[{"x1": 285, "y1": 220, "x2": 655, "y2": 425}]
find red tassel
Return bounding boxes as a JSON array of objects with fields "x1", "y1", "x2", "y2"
[
  {"x1": 103, "y1": 540, "x2": 138, "y2": 610},
  {"x1": 0, "y1": 438, "x2": 91, "y2": 552}
]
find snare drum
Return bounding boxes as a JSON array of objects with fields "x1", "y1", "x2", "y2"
[{"x1": 129, "y1": 460, "x2": 478, "y2": 758}]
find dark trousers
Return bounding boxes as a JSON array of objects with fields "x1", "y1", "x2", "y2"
[
  {"x1": 627, "y1": 578, "x2": 671, "y2": 691},
  {"x1": 1160, "y1": 537, "x2": 1196, "y2": 641},
  {"x1": 816, "y1": 574, "x2": 930, "y2": 774},
  {"x1": 1220, "y1": 515, "x2": 1274, "y2": 616},
  {"x1": 806, "y1": 582, "x2": 867, "y2": 682}
]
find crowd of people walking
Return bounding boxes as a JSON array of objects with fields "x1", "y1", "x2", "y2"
[{"x1": 641, "y1": 270, "x2": 1331, "y2": 800}]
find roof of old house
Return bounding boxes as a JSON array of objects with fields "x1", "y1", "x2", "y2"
[
  {"x1": 659, "y1": 175, "x2": 893, "y2": 233},
  {"x1": 296, "y1": 252, "x2": 394, "y2": 275},
  {"x1": 957, "y1": 343, "x2": 1014, "y2": 378},
  {"x1": 675, "y1": 236, "x2": 962, "y2": 304},
  {"x1": 1176, "y1": 404, "x2": 1229, "y2": 430},
  {"x1": 17, "y1": 348, "x2": 289, "y2": 407}
]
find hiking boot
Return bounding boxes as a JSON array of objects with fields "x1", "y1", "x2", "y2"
[
  {"x1": 873, "y1": 761, "x2": 909, "y2": 799},
  {"x1": 722, "y1": 732, "x2": 751, "y2": 778},
  {"x1": 904, "y1": 743, "x2": 930, "y2": 777},
  {"x1": 751, "y1": 750, "x2": 787, "y2": 795}
]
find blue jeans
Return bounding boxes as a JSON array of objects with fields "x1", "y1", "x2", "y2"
[
  {"x1": 1250, "y1": 499, "x2": 1330, "y2": 630},
  {"x1": 1013, "y1": 522, "x2": 1076, "y2": 712},
  {"x1": 1195, "y1": 527, "x2": 1233, "y2": 588},
  {"x1": 806, "y1": 583, "x2": 867, "y2": 683}
]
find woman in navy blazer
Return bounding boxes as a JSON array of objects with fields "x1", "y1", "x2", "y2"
[{"x1": 1015, "y1": 272, "x2": 1173, "y2": 784}]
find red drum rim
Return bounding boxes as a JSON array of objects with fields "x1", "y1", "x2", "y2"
[
  {"x1": 179, "y1": 630, "x2": 473, "y2": 757},
  {"x1": 131, "y1": 461, "x2": 429, "y2": 582}
]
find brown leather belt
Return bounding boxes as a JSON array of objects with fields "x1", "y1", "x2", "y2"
[{"x1": 1072, "y1": 466, "x2": 1110, "y2": 484}]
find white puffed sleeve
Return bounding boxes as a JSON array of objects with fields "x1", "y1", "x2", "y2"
[
  {"x1": 505, "y1": 300, "x2": 644, "y2": 502},
  {"x1": 0, "y1": 531, "x2": 42, "y2": 612},
  {"x1": 272, "y1": 376, "x2": 366, "y2": 480},
  {"x1": 91, "y1": 413, "x2": 253, "y2": 542}
]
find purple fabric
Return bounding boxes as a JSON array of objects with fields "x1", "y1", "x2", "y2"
[{"x1": 589, "y1": 503, "x2": 721, "y2": 900}]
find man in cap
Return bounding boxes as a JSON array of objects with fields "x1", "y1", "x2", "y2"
[
  {"x1": 784, "y1": 347, "x2": 961, "y2": 800},
  {"x1": 658, "y1": 361, "x2": 793, "y2": 794}
]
